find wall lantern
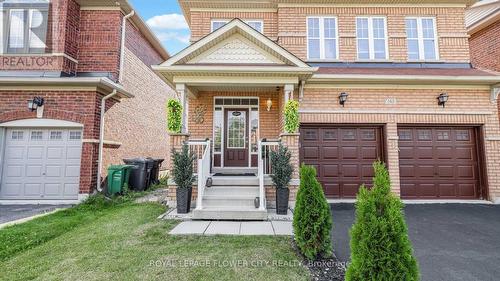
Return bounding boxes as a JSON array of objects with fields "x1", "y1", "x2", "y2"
[
  {"x1": 438, "y1": 93, "x2": 449, "y2": 108},
  {"x1": 266, "y1": 98, "x2": 273, "y2": 111},
  {"x1": 28, "y1": 97, "x2": 45, "y2": 111},
  {"x1": 339, "y1": 92, "x2": 349, "y2": 107}
]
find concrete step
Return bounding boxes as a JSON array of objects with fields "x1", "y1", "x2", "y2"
[
  {"x1": 204, "y1": 186, "x2": 259, "y2": 197},
  {"x1": 212, "y1": 168, "x2": 257, "y2": 174},
  {"x1": 202, "y1": 195, "x2": 257, "y2": 208},
  {"x1": 210, "y1": 176, "x2": 259, "y2": 186},
  {"x1": 192, "y1": 207, "x2": 267, "y2": 220}
]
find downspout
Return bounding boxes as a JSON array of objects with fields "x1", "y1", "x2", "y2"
[{"x1": 96, "y1": 10, "x2": 134, "y2": 192}]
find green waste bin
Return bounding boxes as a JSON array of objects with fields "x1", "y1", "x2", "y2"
[{"x1": 107, "y1": 165, "x2": 133, "y2": 195}]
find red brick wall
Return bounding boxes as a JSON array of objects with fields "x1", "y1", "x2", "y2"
[
  {"x1": 77, "y1": 10, "x2": 123, "y2": 81},
  {"x1": 0, "y1": 90, "x2": 118, "y2": 194},
  {"x1": 469, "y1": 20, "x2": 500, "y2": 73},
  {"x1": 124, "y1": 21, "x2": 165, "y2": 67}
]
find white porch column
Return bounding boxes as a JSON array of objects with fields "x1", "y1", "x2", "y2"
[
  {"x1": 176, "y1": 83, "x2": 188, "y2": 133},
  {"x1": 284, "y1": 84, "x2": 294, "y2": 103}
]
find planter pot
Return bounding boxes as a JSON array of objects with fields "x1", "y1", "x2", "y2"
[
  {"x1": 276, "y1": 188, "x2": 290, "y2": 215},
  {"x1": 176, "y1": 187, "x2": 192, "y2": 214}
]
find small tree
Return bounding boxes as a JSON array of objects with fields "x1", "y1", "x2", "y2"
[
  {"x1": 346, "y1": 161, "x2": 419, "y2": 281},
  {"x1": 171, "y1": 144, "x2": 195, "y2": 213},
  {"x1": 167, "y1": 99, "x2": 182, "y2": 133},
  {"x1": 270, "y1": 144, "x2": 293, "y2": 189},
  {"x1": 293, "y1": 165, "x2": 333, "y2": 260},
  {"x1": 270, "y1": 144, "x2": 293, "y2": 214},
  {"x1": 284, "y1": 100, "x2": 299, "y2": 134}
]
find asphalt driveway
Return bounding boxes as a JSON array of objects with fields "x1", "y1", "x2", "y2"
[
  {"x1": 331, "y1": 203, "x2": 500, "y2": 281},
  {"x1": 0, "y1": 205, "x2": 71, "y2": 225}
]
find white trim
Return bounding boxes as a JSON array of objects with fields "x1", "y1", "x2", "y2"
[
  {"x1": 356, "y1": 16, "x2": 389, "y2": 60},
  {"x1": 299, "y1": 109, "x2": 493, "y2": 115},
  {"x1": 0, "y1": 119, "x2": 83, "y2": 128},
  {"x1": 306, "y1": 16, "x2": 339, "y2": 61},
  {"x1": 405, "y1": 17, "x2": 440, "y2": 61}
]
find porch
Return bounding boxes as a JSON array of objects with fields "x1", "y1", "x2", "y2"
[{"x1": 166, "y1": 91, "x2": 301, "y2": 220}]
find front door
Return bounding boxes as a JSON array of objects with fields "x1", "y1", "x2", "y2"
[{"x1": 224, "y1": 109, "x2": 249, "y2": 167}]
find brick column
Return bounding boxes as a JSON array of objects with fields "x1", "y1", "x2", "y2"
[{"x1": 385, "y1": 122, "x2": 401, "y2": 196}]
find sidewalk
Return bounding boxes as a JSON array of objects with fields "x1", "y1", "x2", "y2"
[{"x1": 169, "y1": 220, "x2": 293, "y2": 236}]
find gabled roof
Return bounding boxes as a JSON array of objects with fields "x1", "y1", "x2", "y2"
[
  {"x1": 153, "y1": 19, "x2": 316, "y2": 86},
  {"x1": 466, "y1": 0, "x2": 500, "y2": 34},
  {"x1": 159, "y1": 19, "x2": 310, "y2": 68}
]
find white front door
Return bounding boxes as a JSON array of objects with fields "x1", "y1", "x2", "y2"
[{"x1": 0, "y1": 128, "x2": 83, "y2": 200}]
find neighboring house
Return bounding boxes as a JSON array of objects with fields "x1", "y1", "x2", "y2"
[
  {"x1": 466, "y1": 0, "x2": 500, "y2": 73},
  {"x1": 155, "y1": 0, "x2": 500, "y2": 219},
  {"x1": 0, "y1": 0, "x2": 174, "y2": 204}
]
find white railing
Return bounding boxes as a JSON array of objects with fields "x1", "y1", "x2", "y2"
[
  {"x1": 257, "y1": 139, "x2": 280, "y2": 210},
  {"x1": 188, "y1": 139, "x2": 211, "y2": 210}
]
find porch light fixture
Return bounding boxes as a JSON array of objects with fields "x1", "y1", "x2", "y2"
[
  {"x1": 28, "y1": 97, "x2": 45, "y2": 111},
  {"x1": 339, "y1": 92, "x2": 349, "y2": 107},
  {"x1": 266, "y1": 98, "x2": 273, "y2": 111},
  {"x1": 438, "y1": 93, "x2": 449, "y2": 108}
]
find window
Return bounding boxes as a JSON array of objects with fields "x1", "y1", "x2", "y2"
[
  {"x1": 211, "y1": 20, "x2": 264, "y2": 33},
  {"x1": 31, "y1": 131, "x2": 43, "y2": 140},
  {"x1": 307, "y1": 17, "x2": 338, "y2": 60},
  {"x1": 213, "y1": 108, "x2": 223, "y2": 153},
  {"x1": 356, "y1": 17, "x2": 388, "y2": 60},
  {"x1": 50, "y1": 131, "x2": 63, "y2": 140},
  {"x1": 4, "y1": 3, "x2": 49, "y2": 54},
  {"x1": 211, "y1": 20, "x2": 228, "y2": 32},
  {"x1": 406, "y1": 18, "x2": 438, "y2": 60},
  {"x1": 246, "y1": 21, "x2": 263, "y2": 33},
  {"x1": 69, "y1": 131, "x2": 82, "y2": 140},
  {"x1": 11, "y1": 131, "x2": 24, "y2": 140}
]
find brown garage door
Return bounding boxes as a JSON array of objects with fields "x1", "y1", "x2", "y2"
[
  {"x1": 398, "y1": 127, "x2": 482, "y2": 199},
  {"x1": 300, "y1": 125, "x2": 384, "y2": 199}
]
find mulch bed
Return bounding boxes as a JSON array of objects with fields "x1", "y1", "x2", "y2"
[{"x1": 292, "y1": 240, "x2": 346, "y2": 281}]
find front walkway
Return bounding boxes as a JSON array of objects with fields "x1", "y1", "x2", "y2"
[
  {"x1": 331, "y1": 203, "x2": 500, "y2": 281},
  {"x1": 169, "y1": 220, "x2": 293, "y2": 236}
]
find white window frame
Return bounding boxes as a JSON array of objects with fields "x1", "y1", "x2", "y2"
[
  {"x1": 355, "y1": 16, "x2": 389, "y2": 60},
  {"x1": 211, "y1": 20, "x2": 229, "y2": 32},
  {"x1": 306, "y1": 16, "x2": 339, "y2": 61},
  {"x1": 405, "y1": 17, "x2": 439, "y2": 61},
  {"x1": 211, "y1": 19, "x2": 264, "y2": 33}
]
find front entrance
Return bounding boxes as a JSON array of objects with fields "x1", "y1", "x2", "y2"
[{"x1": 224, "y1": 109, "x2": 249, "y2": 167}]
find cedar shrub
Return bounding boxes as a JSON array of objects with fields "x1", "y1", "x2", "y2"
[
  {"x1": 284, "y1": 100, "x2": 299, "y2": 134},
  {"x1": 293, "y1": 165, "x2": 333, "y2": 260},
  {"x1": 270, "y1": 144, "x2": 293, "y2": 189},
  {"x1": 171, "y1": 144, "x2": 195, "y2": 189},
  {"x1": 346, "y1": 161, "x2": 419, "y2": 281}
]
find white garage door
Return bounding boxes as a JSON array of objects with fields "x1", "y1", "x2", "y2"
[{"x1": 1, "y1": 128, "x2": 83, "y2": 200}]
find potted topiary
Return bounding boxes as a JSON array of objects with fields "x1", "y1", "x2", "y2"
[
  {"x1": 171, "y1": 144, "x2": 195, "y2": 213},
  {"x1": 270, "y1": 144, "x2": 293, "y2": 215}
]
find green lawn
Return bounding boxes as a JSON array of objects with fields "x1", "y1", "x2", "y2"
[{"x1": 0, "y1": 197, "x2": 309, "y2": 281}]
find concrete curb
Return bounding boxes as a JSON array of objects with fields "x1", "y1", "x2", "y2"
[{"x1": 0, "y1": 208, "x2": 67, "y2": 230}]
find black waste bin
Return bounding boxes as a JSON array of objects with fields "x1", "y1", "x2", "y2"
[
  {"x1": 123, "y1": 158, "x2": 154, "y2": 191},
  {"x1": 147, "y1": 158, "x2": 165, "y2": 185}
]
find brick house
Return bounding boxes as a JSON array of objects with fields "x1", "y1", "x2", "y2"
[
  {"x1": 0, "y1": 0, "x2": 174, "y2": 204},
  {"x1": 156, "y1": 0, "x2": 500, "y2": 220},
  {"x1": 466, "y1": 0, "x2": 500, "y2": 73}
]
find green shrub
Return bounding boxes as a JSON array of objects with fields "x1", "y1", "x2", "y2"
[
  {"x1": 171, "y1": 144, "x2": 195, "y2": 189},
  {"x1": 346, "y1": 161, "x2": 419, "y2": 281},
  {"x1": 167, "y1": 99, "x2": 183, "y2": 133},
  {"x1": 293, "y1": 165, "x2": 333, "y2": 260},
  {"x1": 270, "y1": 144, "x2": 293, "y2": 189},
  {"x1": 284, "y1": 100, "x2": 299, "y2": 134}
]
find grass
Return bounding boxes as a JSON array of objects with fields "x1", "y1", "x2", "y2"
[{"x1": 0, "y1": 194, "x2": 310, "y2": 281}]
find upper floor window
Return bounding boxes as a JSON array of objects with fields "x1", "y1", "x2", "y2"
[
  {"x1": 1, "y1": 1, "x2": 49, "y2": 54},
  {"x1": 307, "y1": 17, "x2": 338, "y2": 60},
  {"x1": 211, "y1": 20, "x2": 263, "y2": 33},
  {"x1": 356, "y1": 17, "x2": 388, "y2": 60},
  {"x1": 406, "y1": 18, "x2": 439, "y2": 61}
]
